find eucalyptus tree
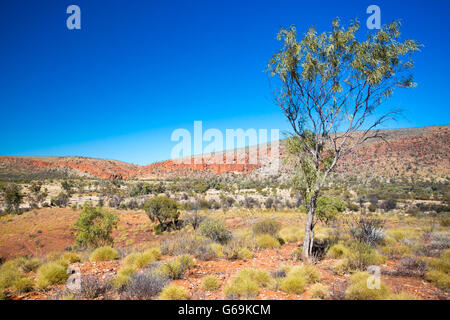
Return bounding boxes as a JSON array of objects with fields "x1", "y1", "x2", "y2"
[{"x1": 268, "y1": 19, "x2": 420, "y2": 261}]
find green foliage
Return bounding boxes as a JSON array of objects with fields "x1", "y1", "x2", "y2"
[
  {"x1": 255, "y1": 234, "x2": 281, "y2": 249},
  {"x1": 316, "y1": 195, "x2": 346, "y2": 224},
  {"x1": 326, "y1": 243, "x2": 349, "y2": 259},
  {"x1": 112, "y1": 266, "x2": 137, "y2": 289},
  {"x1": 424, "y1": 270, "x2": 450, "y2": 290},
  {"x1": 280, "y1": 227, "x2": 304, "y2": 243},
  {"x1": 36, "y1": 262, "x2": 69, "y2": 289},
  {"x1": 89, "y1": 246, "x2": 119, "y2": 262},
  {"x1": 123, "y1": 250, "x2": 159, "y2": 269},
  {"x1": 11, "y1": 277, "x2": 34, "y2": 294},
  {"x1": 252, "y1": 219, "x2": 282, "y2": 236},
  {"x1": 280, "y1": 274, "x2": 306, "y2": 295},
  {"x1": 0, "y1": 183, "x2": 23, "y2": 214},
  {"x1": 346, "y1": 242, "x2": 386, "y2": 270},
  {"x1": 201, "y1": 275, "x2": 221, "y2": 291},
  {"x1": 62, "y1": 252, "x2": 81, "y2": 264},
  {"x1": 310, "y1": 283, "x2": 329, "y2": 299},
  {"x1": 157, "y1": 255, "x2": 195, "y2": 280},
  {"x1": 74, "y1": 203, "x2": 119, "y2": 248},
  {"x1": 288, "y1": 265, "x2": 321, "y2": 284},
  {"x1": 198, "y1": 219, "x2": 232, "y2": 244},
  {"x1": 345, "y1": 272, "x2": 391, "y2": 300},
  {"x1": 144, "y1": 196, "x2": 179, "y2": 226},
  {"x1": 158, "y1": 284, "x2": 189, "y2": 300}
]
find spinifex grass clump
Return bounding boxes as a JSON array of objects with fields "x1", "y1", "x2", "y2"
[
  {"x1": 36, "y1": 262, "x2": 69, "y2": 289},
  {"x1": 224, "y1": 268, "x2": 274, "y2": 299},
  {"x1": 89, "y1": 246, "x2": 119, "y2": 262},
  {"x1": 201, "y1": 275, "x2": 221, "y2": 291}
]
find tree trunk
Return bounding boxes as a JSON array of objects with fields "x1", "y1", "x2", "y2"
[{"x1": 302, "y1": 196, "x2": 317, "y2": 262}]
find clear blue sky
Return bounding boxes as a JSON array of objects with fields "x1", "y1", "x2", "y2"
[{"x1": 0, "y1": 0, "x2": 449, "y2": 165}]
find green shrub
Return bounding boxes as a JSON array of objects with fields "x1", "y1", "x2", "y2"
[
  {"x1": 18, "y1": 258, "x2": 42, "y2": 273},
  {"x1": 143, "y1": 248, "x2": 162, "y2": 260},
  {"x1": 428, "y1": 249, "x2": 450, "y2": 273},
  {"x1": 345, "y1": 272, "x2": 391, "y2": 300},
  {"x1": 36, "y1": 262, "x2": 69, "y2": 289},
  {"x1": 252, "y1": 219, "x2": 281, "y2": 236},
  {"x1": 157, "y1": 255, "x2": 195, "y2": 280},
  {"x1": 326, "y1": 243, "x2": 349, "y2": 259},
  {"x1": 236, "y1": 248, "x2": 253, "y2": 260},
  {"x1": 74, "y1": 203, "x2": 119, "y2": 248},
  {"x1": 224, "y1": 276, "x2": 259, "y2": 299},
  {"x1": 158, "y1": 284, "x2": 189, "y2": 300},
  {"x1": 123, "y1": 251, "x2": 158, "y2": 269},
  {"x1": 11, "y1": 277, "x2": 34, "y2": 294},
  {"x1": 201, "y1": 276, "x2": 221, "y2": 291},
  {"x1": 62, "y1": 252, "x2": 81, "y2": 264},
  {"x1": 256, "y1": 234, "x2": 280, "y2": 249},
  {"x1": 209, "y1": 243, "x2": 225, "y2": 258},
  {"x1": 332, "y1": 258, "x2": 350, "y2": 275},
  {"x1": 425, "y1": 270, "x2": 450, "y2": 290},
  {"x1": 346, "y1": 242, "x2": 386, "y2": 270},
  {"x1": 89, "y1": 246, "x2": 119, "y2": 262},
  {"x1": 238, "y1": 269, "x2": 273, "y2": 288},
  {"x1": 198, "y1": 219, "x2": 232, "y2": 244},
  {"x1": 280, "y1": 274, "x2": 306, "y2": 294},
  {"x1": 112, "y1": 266, "x2": 137, "y2": 289},
  {"x1": 144, "y1": 196, "x2": 180, "y2": 232},
  {"x1": 0, "y1": 264, "x2": 23, "y2": 289},
  {"x1": 287, "y1": 265, "x2": 321, "y2": 284},
  {"x1": 380, "y1": 244, "x2": 411, "y2": 258},
  {"x1": 309, "y1": 283, "x2": 329, "y2": 299},
  {"x1": 279, "y1": 227, "x2": 303, "y2": 243}
]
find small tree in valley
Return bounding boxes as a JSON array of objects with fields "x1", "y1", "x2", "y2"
[{"x1": 74, "y1": 203, "x2": 119, "y2": 248}]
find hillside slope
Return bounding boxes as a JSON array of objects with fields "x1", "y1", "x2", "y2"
[{"x1": 0, "y1": 125, "x2": 448, "y2": 181}]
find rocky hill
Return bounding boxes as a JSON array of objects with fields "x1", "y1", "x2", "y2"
[{"x1": 0, "y1": 125, "x2": 448, "y2": 181}]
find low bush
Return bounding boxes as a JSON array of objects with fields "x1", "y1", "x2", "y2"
[
  {"x1": 158, "y1": 284, "x2": 189, "y2": 300},
  {"x1": 62, "y1": 252, "x2": 81, "y2": 264},
  {"x1": 309, "y1": 283, "x2": 329, "y2": 299},
  {"x1": 124, "y1": 272, "x2": 169, "y2": 299},
  {"x1": 19, "y1": 258, "x2": 42, "y2": 273},
  {"x1": 224, "y1": 276, "x2": 259, "y2": 299},
  {"x1": 160, "y1": 233, "x2": 214, "y2": 259},
  {"x1": 380, "y1": 244, "x2": 411, "y2": 258},
  {"x1": 279, "y1": 227, "x2": 303, "y2": 243},
  {"x1": 0, "y1": 263, "x2": 23, "y2": 289},
  {"x1": 80, "y1": 275, "x2": 106, "y2": 299},
  {"x1": 346, "y1": 242, "x2": 386, "y2": 270},
  {"x1": 89, "y1": 246, "x2": 119, "y2": 262},
  {"x1": 332, "y1": 258, "x2": 350, "y2": 275},
  {"x1": 123, "y1": 252, "x2": 158, "y2": 269},
  {"x1": 287, "y1": 265, "x2": 321, "y2": 284},
  {"x1": 280, "y1": 274, "x2": 306, "y2": 295},
  {"x1": 201, "y1": 276, "x2": 221, "y2": 291},
  {"x1": 386, "y1": 227, "x2": 421, "y2": 241},
  {"x1": 345, "y1": 272, "x2": 391, "y2": 300},
  {"x1": 326, "y1": 243, "x2": 349, "y2": 259},
  {"x1": 157, "y1": 255, "x2": 195, "y2": 280},
  {"x1": 36, "y1": 262, "x2": 69, "y2": 289},
  {"x1": 112, "y1": 266, "x2": 137, "y2": 289},
  {"x1": 198, "y1": 219, "x2": 232, "y2": 244},
  {"x1": 424, "y1": 270, "x2": 450, "y2": 290},
  {"x1": 209, "y1": 243, "x2": 225, "y2": 258},
  {"x1": 11, "y1": 277, "x2": 34, "y2": 294},
  {"x1": 255, "y1": 234, "x2": 280, "y2": 249},
  {"x1": 252, "y1": 219, "x2": 281, "y2": 236}
]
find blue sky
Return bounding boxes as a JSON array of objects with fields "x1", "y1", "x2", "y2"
[{"x1": 0, "y1": 0, "x2": 449, "y2": 165}]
